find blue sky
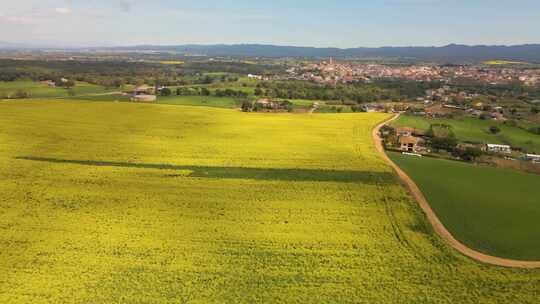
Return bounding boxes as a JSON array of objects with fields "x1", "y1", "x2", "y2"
[{"x1": 1, "y1": 0, "x2": 539, "y2": 47}]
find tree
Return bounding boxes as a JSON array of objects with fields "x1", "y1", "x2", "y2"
[
  {"x1": 160, "y1": 87, "x2": 172, "y2": 96},
  {"x1": 241, "y1": 100, "x2": 253, "y2": 112},
  {"x1": 287, "y1": 104, "x2": 294, "y2": 113},
  {"x1": 427, "y1": 124, "x2": 458, "y2": 151},
  {"x1": 200, "y1": 88, "x2": 211, "y2": 96},
  {"x1": 532, "y1": 107, "x2": 539, "y2": 114},
  {"x1": 489, "y1": 126, "x2": 501, "y2": 134},
  {"x1": 455, "y1": 147, "x2": 483, "y2": 161},
  {"x1": 528, "y1": 126, "x2": 540, "y2": 135},
  {"x1": 431, "y1": 136, "x2": 458, "y2": 151},
  {"x1": 201, "y1": 75, "x2": 213, "y2": 84},
  {"x1": 64, "y1": 80, "x2": 75, "y2": 89},
  {"x1": 214, "y1": 89, "x2": 225, "y2": 97},
  {"x1": 113, "y1": 79, "x2": 125, "y2": 88},
  {"x1": 13, "y1": 89, "x2": 30, "y2": 99}
]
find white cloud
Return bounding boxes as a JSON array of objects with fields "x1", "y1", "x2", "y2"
[{"x1": 55, "y1": 7, "x2": 72, "y2": 15}]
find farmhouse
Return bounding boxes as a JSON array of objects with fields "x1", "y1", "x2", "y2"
[
  {"x1": 396, "y1": 127, "x2": 414, "y2": 137},
  {"x1": 255, "y1": 98, "x2": 278, "y2": 109},
  {"x1": 425, "y1": 104, "x2": 458, "y2": 118},
  {"x1": 131, "y1": 95, "x2": 157, "y2": 102},
  {"x1": 395, "y1": 127, "x2": 417, "y2": 137},
  {"x1": 248, "y1": 74, "x2": 263, "y2": 80},
  {"x1": 485, "y1": 144, "x2": 512, "y2": 154},
  {"x1": 133, "y1": 85, "x2": 155, "y2": 95},
  {"x1": 362, "y1": 103, "x2": 386, "y2": 113},
  {"x1": 131, "y1": 85, "x2": 157, "y2": 102},
  {"x1": 399, "y1": 136, "x2": 424, "y2": 153}
]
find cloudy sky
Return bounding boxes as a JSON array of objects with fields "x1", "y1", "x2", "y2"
[{"x1": 1, "y1": 0, "x2": 539, "y2": 48}]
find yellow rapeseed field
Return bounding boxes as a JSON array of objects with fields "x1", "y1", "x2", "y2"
[
  {"x1": 0, "y1": 100, "x2": 539, "y2": 303},
  {"x1": 483, "y1": 60, "x2": 528, "y2": 65},
  {"x1": 159, "y1": 61, "x2": 185, "y2": 65}
]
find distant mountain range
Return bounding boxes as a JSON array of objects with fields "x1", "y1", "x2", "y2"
[
  {"x1": 98, "y1": 44, "x2": 540, "y2": 63},
  {"x1": 3, "y1": 43, "x2": 540, "y2": 63}
]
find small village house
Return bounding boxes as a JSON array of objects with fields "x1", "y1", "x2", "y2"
[
  {"x1": 485, "y1": 144, "x2": 512, "y2": 154},
  {"x1": 131, "y1": 95, "x2": 157, "y2": 102},
  {"x1": 399, "y1": 136, "x2": 424, "y2": 153},
  {"x1": 255, "y1": 98, "x2": 278, "y2": 110},
  {"x1": 247, "y1": 74, "x2": 263, "y2": 80},
  {"x1": 131, "y1": 85, "x2": 157, "y2": 103},
  {"x1": 396, "y1": 127, "x2": 415, "y2": 137},
  {"x1": 133, "y1": 85, "x2": 155, "y2": 95}
]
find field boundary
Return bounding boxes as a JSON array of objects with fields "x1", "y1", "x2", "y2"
[{"x1": 372, "y1": 114, "x2": 540, "y2": 269}]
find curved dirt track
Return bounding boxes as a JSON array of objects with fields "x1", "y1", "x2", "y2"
[{"x1": 373, "y1": 114, "x2": 540, "y2": 269}]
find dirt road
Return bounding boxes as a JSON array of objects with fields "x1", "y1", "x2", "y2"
[{"x1": 373, "y1": 114, "x2": 540, "y2": 269}]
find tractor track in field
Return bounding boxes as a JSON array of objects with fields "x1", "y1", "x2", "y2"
[{"x1": 372, "y1": 114, "x2": 540, "y2": 269}]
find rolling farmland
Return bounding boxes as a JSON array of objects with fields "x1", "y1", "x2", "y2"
[
  {"x1": 389, "y1": 152, "x2": 540, "y2": 261},
  {"x1": 0, "y1": 100, "x2": 539, "y2": 303}
]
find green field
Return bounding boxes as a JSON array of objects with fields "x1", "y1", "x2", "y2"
[
  {"x1": 315, "y1": 104, "x2": 354, "y2": 113},
  {"x1": 392, "y1": 115, "x2": 540, "y2": 153},
  {"x1": 0, "y1": 81, "x2": 110, "y2": 98},
  {"x1": 389, "y1": 152, "x2": 540, "y2": 261},
  {"x1": 157, "y1": 95, "x2": 241, "y2": 108},
  {"x1": 70, "y1": 94, "x2": 131, "y2": 102},
  {"x1": 1, "y1": 100, "x2": 539, "y2": 303}
]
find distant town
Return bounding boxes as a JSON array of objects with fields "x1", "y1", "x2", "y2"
[{"x1": 291, "y1": 59, "x2": 540, "y2": 87}]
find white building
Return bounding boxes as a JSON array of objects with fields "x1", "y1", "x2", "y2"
[
  {"x1": 485, "y1": 144, "x2": 512, "y2": 154},
  {"x1": 247, "y1": 74, "x2": 263, "y2": 80},
  {"x1": 524, "y1": 154, "x2": 540, "y2": 163},
  {"x1": 131, "y1": 94, "x2": 157, "y2": 102}
]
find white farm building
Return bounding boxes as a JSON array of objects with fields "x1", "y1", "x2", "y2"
[{"x1": 485, "y1": 144, "x2": 512, "y2": 154}]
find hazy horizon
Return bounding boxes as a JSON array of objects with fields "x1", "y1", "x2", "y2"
[{"x1": 4, "y1": 41, "x2": 540, "y2": 50}]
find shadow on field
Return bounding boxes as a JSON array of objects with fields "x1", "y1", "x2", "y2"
[{"x1": 15, "y1": 156, "x2": 395, "y2": 184}]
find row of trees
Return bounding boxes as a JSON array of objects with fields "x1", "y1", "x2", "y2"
[
  {"x1": 452, "y1": 78, "x2": 540, "y2": 102},
  {"x1": 241, "y1": 100, "x2": 294, "y2": 113},
  {"x1": 175, "y1": 87, "x2": 249, "y2": 98},
  {"x1": 0, "y1": 59, "x2": 269, "y2": 88}
]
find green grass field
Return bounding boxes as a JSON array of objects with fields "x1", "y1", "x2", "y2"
[
  {"x1": 392, "y1": 115, "x2": 540, "y2": 153},
  {"x1": 0, "y1": 100, "x2": 539, "y2": 303},
  {"x1": 389, "y1": 152, "x2": 540, "y2": 261},
  {"x1": 315, "y1": 104, "x2": 354, "y2": 113},
  {"x1": 157, "y1": 95, "x2": 241, "y2": 108},
  {"x1": 0, "y1": 80, "x2": 110, "y2": 98},
  {"x1": 70, "y1": 94, "x2": 131, "y2": 102}
]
